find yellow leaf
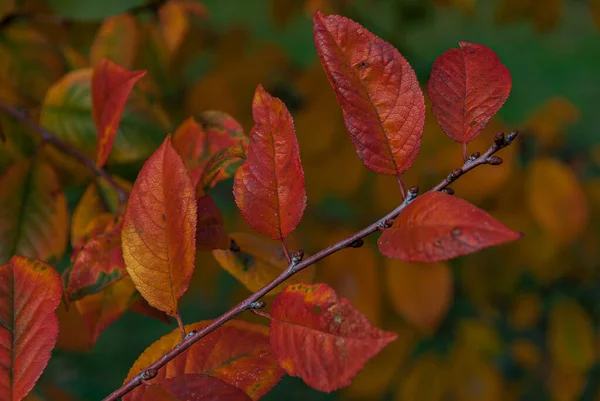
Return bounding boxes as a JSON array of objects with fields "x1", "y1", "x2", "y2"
[
  {"x1": 511, "y1": 339, "x2": 541, "y2": 370},
  {"x1": 456, "y1": 319, "x2": 503, "y2": 358},
  {"x1": 525, "y1": 98, "x2": 579, "y2": 149},
  {"x1": 526, "y1": 158, "x2": 588, "y2": 244},
  {"x1": 212, "y1": 232, "x2": 315, "y2": 296},
  {"x1": 90, "y1": 14, "x2": 139, "y2": 69},
  {"x1": 397, "y1": 354, "x2": 446, "y2": 401},
  {"x1": 385, "y1": 259, "x2": 452, "y2": 334},
  {"x1": 159, "y1": 0, "x2": 207, "y2": 59},
  {"x1": 447, "y1": 346, "x2": 504, "y2": 401},
  {"x1": 548, "y1": 298, "x2": 595, "y2": 373},
  {"x1": 547, "y1": 365, "x2": 586, "y2": 401},
  {"x1": 509, "y1": 293, "x2": 542, "y2": 331}
]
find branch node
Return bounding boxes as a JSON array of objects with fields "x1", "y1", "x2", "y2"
[
  {"x1": 406, "y1": 186, "x2": 419, "y2": 201},
  {"x1": 447, "y1": 168, "x2": 462, "y2": 182},
  {"x1": 487, "y1": 155, "x2": 503, "y2": 165},
  {"x1": 505, "y1": 131, "x2": 518, "y2": 145},
  {"x1": 441, "y1": 187, "x2": 455, "y2": 195},
  {"x1": 468, "y1": 152, "x2": 480, "y2": 162},
  {"x1": 140, "y1": 369, "x2": 158, "y2": 381},
  {"x1": 184, "y1": 330, "x2": 197, "y2": 340},
  {"x1": 494, "y1": 131, "x2": 505, "y2": 147},
  {"x1": 291, "y1": 250, "x2": 304, "y2": 265},
  {"x1": 249, "y1": 301, "x2": 266, "y2": 310},
  {"x1": 348, "y1": 238, "x2": 364, "y2": 248}
]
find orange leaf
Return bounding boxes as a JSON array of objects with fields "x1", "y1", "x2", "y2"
[
  {"x1": 0, "y1": 256, "x2": 62, "y2": 401},
  {"x1": 132, "y1": 374, "x2": 251, "y2": 401},
  {"x1": 90, "y1": 14, "x2": 139, "y2": 69},
  {"x1": 159, "y1": 0, "x2": 207, "y2": 58},
  {"x1": 91, "y1": 58, "x2": 146, "y2": 168},
  {"x1": 427, "y1": 42, "x2": 511, "y2": 147},
  {"x1": 385, "y1": 259, "x2": 452, "y2": 333},
  {"x1": 378, "y1": 191, "x2": 521, "y2": 262},
  {"x1": 313, "y1": 11, "x2": 425, "y2": 177},
  {"x1": 233, "y1": 85, "x2": 306, "y2": 240},
  {"x1": 196, "y1": 194, "x2": 229, "y2": 251},
  {"x1": 66, "y1": 216, "x2": 126, "y2": 302},
  {"x1": 124, "y1": 320, "x2": 284, "y2": 401},
  {"x1": 74, "y1": 276, "x2": 137, "y2": 346},
  {"x1": 212, "y1": 232, "x2": 314, "y2": 295},
  {"x1": 269, "y1": 283, "x2": 397, "y2": 392},
  {"x1": 122, "y1": 136, "x2": 197, "y2": 316},
  {"x1": 197, "y1": 142, "x2": 246, "y2": 192}
]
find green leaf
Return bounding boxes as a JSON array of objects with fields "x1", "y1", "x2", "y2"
[{"x1": 47, "y1": 0, "x2": 145, "y2": 21}]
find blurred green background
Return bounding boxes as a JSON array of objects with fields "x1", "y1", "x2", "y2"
[{"x1": 2, "y1": 0, "x2": 600, "y2": 400}]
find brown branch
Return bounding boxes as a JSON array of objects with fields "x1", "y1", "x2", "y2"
[
  {"x1": 0, "y1": 103, "x2": 130, "y2": 202},
  {"x1": 102, "y1": 131, "x2": 518, "y2": 401}
]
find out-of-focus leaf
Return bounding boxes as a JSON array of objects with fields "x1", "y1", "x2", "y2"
[
  {"x1": 124, "y1": 320, "x2": 284, "y2": 401},
  {"x1": 122, "y1": 136, "x2": 197, "y2": 316},
  {"x1": 197, "y1": 142, "x2": 246, "y2": 192},
  {"x1": 47, "y1": 0, "x2": 144, "y2": 21},
  {"x1": 90, "y1": 14, "x2": 139, "y2": 68},
  {"x1": 66, "y1": 216, "x2": 126, "y2": 302},
  {"x1": 212, "y1": 232, "x2": 314, "y2": 295},
  {"x1": 509, "y1": 293, "x2": 542, "y2": 331},
  {"x1": 131, "y1": 374, "x2": 252, "y2": 401},
  {"x1": 397, "y1": 355, "x2": 446, "y2": 401},
  {"x1": 378, "y1": 191, "x2": 521, "y2": 262},
  {"x1": 74, "y1": 276, "x2": 137, "y2": 346},
  {"x1": 548, "y1": 298, "x2": 595, "y2": 373},
  {"x1": 526, "y1": 158, "x2": 588, "y2": 244},
  {"x1": 159, "y1": 0, "x2": 207, "y2": 59},
  {"x1": 195, "y1": 194, "x2": 229, "y2": 251},
  {"x1": 385, "y1": 259, "x2": 452, "y2": 333},
  {"x1": 269, "y1": 283, "x2": 397, "y2": 392},
  {"x1": 92, "y1": 59, "x2": 146, "y2": 168},
  {"x1": 525, "y1": 98, "x2": 579, "y2": 149},
  {"x1": 55, "y1": 302, "x2": 92, "y2": 353},
  {"x1": 313, "y1": 11, "x2": 425, "y2": 177},
  {"x1": 428, "y1": 42, "x2": 511, "y2": 152},
  {"x1": 548, "y1": 365, "x2": 586, "y2": 401},
  {"x1": 0, "y1": 1, "x2": 14, "y2": 20},
  {"x1": 592, "y1": 0, "x2": 600, "y2": 30},
  {"x1": 511, "y1": 340, "x2": 541, "y2": 370},
  {"x1": 0, "y1": 256, "x2": 62, "y2": 401},
  {"x1": 446, "y1": 346, "x2": 504, "y2": 401},
  {"x1": 40, "y1": 68, "x2": 169, "y2": 166},
  {"x1": 0, "y1": 159, "x2": 67, "y2": 264},
  {"x1": 233, "y1": 85, "x2": 306, "y2": 240}
]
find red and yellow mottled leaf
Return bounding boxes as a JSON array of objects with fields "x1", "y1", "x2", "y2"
[
  {"x1": 212, "y1": 232, "x2": 314, "y2": 295},
  {"x1": 270, "y1": 283, "x2": 397, "y2": 392},
  {"x1": 122, "y1": 136, "x2": 197, "y2": 316},
  {"x1": 378, "y1": 191, "x2": 521, "y2": 262},
  {"x1": 65, "y1": 216, "x2": 126, "y2": 302},
  {"x1": 313, "y1": 11, "x2": 425, "y2": 177},
  {"x1": 385, "y1": 259, "x2": 452, "y2": 333},
  {"x1": 233, "y1": 85, "x2": 306, "y2": 240},
  {"x1": 196, "y1": 194, "x2": 229, "y2": 251},
  {"x1": 197, "y1": 142, "x2": 246, "y2": 192},
  {"x1": 74, "y1": 276, "x2": 137, "y2": 347},
  {"x1": 124, "y1": 320, "x2": 284, "y2": 401},
  {"x1": 0, "y1": 159, "x2": 67, "y2": 264},
  {"x1": 132, "y1": 374, "x2": 251, "y2": 401},
  {"x1": 0, "y1": 256, "x2": 62, "y2": 401},
  {"x1": 90, "y1": 14, "x2": 139, "y2": 69},
  {"x1": 159, "y1": 0, "x2": 207, "y2": 58},
  {"x1": 92, "y1": 59, "x2": 147, "y2": 168},
  {"x1": 427, "y1": 42, "x2": 511, "y2": 148}
]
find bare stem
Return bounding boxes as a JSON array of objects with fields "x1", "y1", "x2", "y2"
[
  {"x1": 101, "y1": 131, "x2": 518, "y2": 401},
  {"x1": 0, "y1": 103, "x2": 130, "y2": 202},
  {"x1": 280, "y1": 239, "x2": 292, "y2": 264}
]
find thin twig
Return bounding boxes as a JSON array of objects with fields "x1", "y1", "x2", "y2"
[
  {"x1": 102, "y1": 131, "x2": 518, "y2": 401},
  {"x1": 0, "y1": 103, "x2": 130, "y2": 202}
]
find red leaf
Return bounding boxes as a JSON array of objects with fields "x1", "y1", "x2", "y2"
[
  {"x1": 427, "y1": 42, "x2": 511, "y2": 146},
  {"x1": 65, "y1": 216, "x2": 126, "y2": 302},
  {"x1": 196, "y1": 194, "x2": 229, "y2": 251},
  {"x1": 313, "y1": 11, "x2": 425, "y2": 177},
  {"x1": 378, "y1": 191, "x2": 521, "y2": 262},
  {"x1": 0, "y1": 256, "x2": 62, "y2": 400},
  {"x1": 133, "y1": 374, "x2": 251, "y2": 401},
  {"x1": 233, "y1": 85, "x2": 306, "y2": 240},
  {"x1": 197, "y1": 142, "x2": 246, "y2": 192},
  {"x1": 270, "y1": 283, "x2": 397, "y2": 392},
  {"x1": 122, "y1": 136, "x2": 197, "y2": 316},
  {"x1": 129, "y1": 295, "x2": 172, "y2": 324},
  {"x1": 124, "y1": 320, "x2": 284, "y2": 401},
  {"x1": 92, "y1": 58, "x2": 146, "y2": 168}
]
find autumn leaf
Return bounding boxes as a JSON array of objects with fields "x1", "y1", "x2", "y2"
[
  {"x1": 74, "y1": 276, "x2": 137, "y2": 346},
  {"x1": 124, "y1": 320, "x2": 284, "y2": 401},
  {"x1": 525, "y1": 158, "x2": 588, "y2": 244},
  {"x1": 196, "y1": 194, "x2": 229, "y2": 251},
  {"x1": 378, "y1": 191, "x2": 521, "y2": 262},
  {"x1": 197, "y1": 142, "x2": 246, "y2": 192},
  {"x1": 65, "y1": 216, "x2": 126, "y2": 302},
  {"x1": 0, "y1": 256, "x2": 62, "y2": 401},
  {"x1": 212, "y1": 232, "x2": 314, "y2": 295},
  {"x1": 398, "y1": 355, "x2": 446, "y2": 401},
  {"x1": 131, "y1": 374, "x2": 251, "y2": 401},
  {"x1": 269, "y1": 283, "x2": 397, "y2": 392},
  {"x1": 313, "y1": 11, "x2": 425, "y2": 178},
  {"x1": 427, "y1": 42, "x2": 511, "y2": 153},
  {"x1": 159, "y1": 0, "x2": 208, "y2": 59},
  {"x1": 385, "y1": 259, "x2": 452, "y2": 333},
  {"x1": 90, "y1": 14, "x2": 139, "y2": 69},
  {"x1": 592, "y1": 0, "x2": 600, "y2": 30},
  {"x1": 233, "y1": 85, "x2": 306, "y2": 240},
  {"x1": 92, "y1": 59, "x2": 147, "y2": 168},
  {"x1": 122, "y1": 136, "x2": 196, "y2": 316},
  {"x1": 0, "y1": 159, "x2": 67, "y2": 264}
]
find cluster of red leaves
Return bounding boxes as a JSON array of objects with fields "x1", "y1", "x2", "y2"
[{"x1": 0, "y1": 9, "x2": 520, "y2": 401}]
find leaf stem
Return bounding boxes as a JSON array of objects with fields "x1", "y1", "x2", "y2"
[
  {"x1": 175, "y1": 311, "x2": 186, "y2": 339},
  {"x1": 396, "y1": 174, "x2": 406, "y2": 200},
  {"x1": 0, "y1": 103, "x2": 130, "y2": 202},
  {"x1": 280, "y1": 238, "x2": 292, "y2": 264},
  {"x1": 101, "y1": 131, "x2": 518, "y2": 401}
]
